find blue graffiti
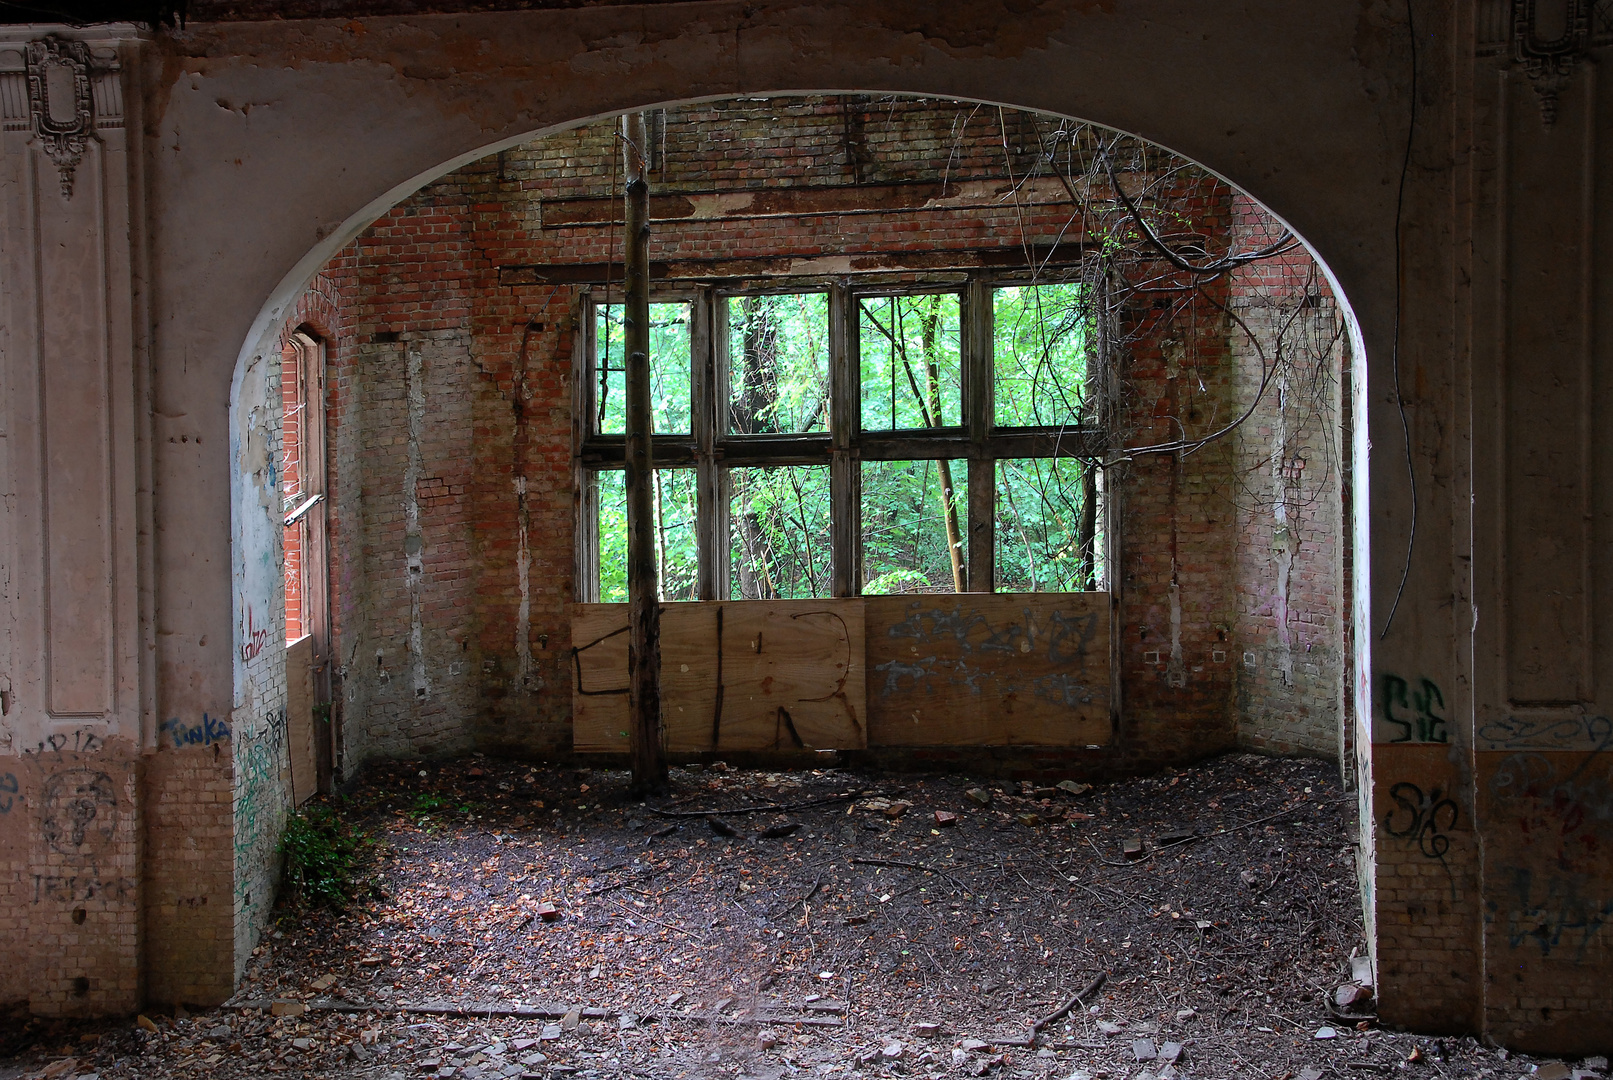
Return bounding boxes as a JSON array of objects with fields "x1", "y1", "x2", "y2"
[
  {"x1": 0, "y1": 772, "x2": 15, "y2": 813},
  {"x1": 161, "y1": 713, "x2": 231, "y2": 748}
]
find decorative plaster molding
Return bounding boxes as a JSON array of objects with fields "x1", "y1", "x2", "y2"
[
  {"x1": 1512, "y1": 0, "x2": 1593, "y2": 124},
  {"x1": 23, "y1": 35, "x2": 116, "y2": 198}
]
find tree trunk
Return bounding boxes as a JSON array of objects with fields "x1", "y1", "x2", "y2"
[
  {"x1": 920, "y1": 298, "x2": 966, "y2": 592},
  {"x1": 622, "y1": 112, "x2": 667, "y2": 797}
]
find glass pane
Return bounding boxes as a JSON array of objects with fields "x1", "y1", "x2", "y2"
[
  {"x1": 594, "y1": 301, "x2": 693, "y2": 435},
  {"x1": 993, "y1": 283, "x2": 1090, "y2": 427},
  {"x1": 861, "y1": 459, "x2": 968, "y2": 595},
  {"x1": 728, "y1": 293, "x2": 831, "y2": 434},
  {"x1": 594, "y1": 468, "x2": 700, "y2": 602},
  {"x1": 995, "y1": 458, "x2": 1103, "y2": 592},
  {"x1": 858, "y1": 293, "x2": 962, "y2": 430},
  {"x1": 729, "y1": 466, "x2": 832, "y2": 599}
]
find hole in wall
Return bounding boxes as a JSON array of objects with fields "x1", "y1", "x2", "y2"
[
  {"x1": 71, "y1": 907, "x2": 86, "y2": 924},
  {"x1": 72, "y1": 976, "x2": 89, "y2": 997}
]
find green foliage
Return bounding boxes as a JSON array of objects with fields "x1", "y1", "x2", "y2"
[
  {"x1": 590, "y1": 283, "x2": 1104, "y2": 600},
  {"x1": 730, "y1": 465, "x2": 832, "y2": 598},
  {"x1": 728, "y1": 294, "x2": 830, "y2": 434},
  {"x1": 858, "y1": 293, "x2": 962, "y2": 430},
  {"x1": 594, "y1": 302, "x2": 692, "y2": 434},
  {"x1": 861, "y1": 459, "x2": 967, "y2": 594},
  {"x1": 279, "y1": 805, "x2": 368, "y2": 912},
  {"x1": 996, "y1": 457, "x2": 1102, "y2": 591},
  {"x1": 993, "y1": 283, "x2": 1090, "y2": 427},
  {"x1": 596, "y1": 468, "x2": 700, "y2": 603}
]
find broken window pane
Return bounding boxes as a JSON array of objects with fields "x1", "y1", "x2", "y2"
[
  {"x1": 993, "y1": 283, "x2": 1091, "y2": 427},
  {"x1": 595, "y1": 468, "x2": 700, "y2": 602},
  {"x1": 858, "y1": 292, "x2": 962, "y2": 430},
  {"x1": 729, "y1": 465, "x2": 831, "y2": 599},
  {"x1": 996, "y1": 457, "x2": 1103, "y2": 591},
  {"x1": 861, "y1": 459, "x2": 968, "y2": 594},
  {"x1": 594, "y1": 301, "x2": 692, "y2": 435},
  {"x1": 728, "y1": 293, "x2": 831, "y2": 434}
]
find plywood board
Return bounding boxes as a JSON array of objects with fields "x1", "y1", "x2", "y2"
[
  {"x1": 865, "y1": 592, "x2": 1111, "y2": 747},
  {"x1": 572, "y1": 602, "x2": 718, "y2": 753},
  {"x1": 705, "y1": 600, "x2": 866, "y2": 751},
  {"x1": 572, "y1": 600, "x2": 865, "y2": 752}
]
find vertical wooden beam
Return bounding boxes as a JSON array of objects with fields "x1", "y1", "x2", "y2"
[
  {"x1": 964, "y1": 277, "x2": 995, "y2": 592},
  {"x1": 696, "y1": 289, "x2": 721, "y2": 600},
  {"x1": 622, "y1": 112, "x2": 668, "y2": 795},
  {"x1": 829, "y1": 282, "x2": 860, "y2": 596}
]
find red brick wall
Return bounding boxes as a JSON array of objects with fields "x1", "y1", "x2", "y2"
[
  {"x1": 1226, "y1": 194, "x2": 1349, "y2": 760},
  {"x1": 291, "y1": 96, "x2": 1346, "y2": 777}
]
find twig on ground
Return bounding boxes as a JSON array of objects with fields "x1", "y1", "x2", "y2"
[{"x1": 1032, "y1": 972, "x2": 1108, "y2": 1031}]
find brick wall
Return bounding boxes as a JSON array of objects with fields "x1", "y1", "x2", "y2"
[
  {"x1": 1227, "y1": 195, "x2": 1350, "y2": 760},
  {"x1": 289, "y1": 96, "x2": 1346, "y2": 782}
]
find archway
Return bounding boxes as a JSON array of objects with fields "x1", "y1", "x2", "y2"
[{"x1": 227, "y1": 95, "x2": 1374, "y2": 1050}]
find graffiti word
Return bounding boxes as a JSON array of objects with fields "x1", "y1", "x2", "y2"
[
  {"x1": 1383, "y1": 674, "x2": 1447, "y2": 743},
  {"x1": 0, "y1": 772, "x2": 15, "y2": 813},
  {"x1": 30, "y1": 729, "x2": 104, "y2": 755},
  {"x1": 161, "y1": 712, "x2": 231, "y2": 748},
  {"x1": 1500, "y1": 867, "x2": 1613, "y2": 962},
  {"x1": 1479, "y1": 714, "x2": 1613, "y2": 752},
  {"x1": 240, "y1": 604, "x2": 270, "y2": 664},
  {"x1": 33, "y1": 874, "x2": 136, "y2": 904},
  {"x1": 42, "y1": 769, "x2": 117, "y2": 858}
]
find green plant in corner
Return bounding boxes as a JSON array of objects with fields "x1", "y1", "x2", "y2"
[{"x1": 279, "y1": 805, "x2": 368, "y2": 911}]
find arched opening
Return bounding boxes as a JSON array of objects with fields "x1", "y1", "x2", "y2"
[{"x1": 226, "y1": 93, "x2": 1375, "y2": 1050}]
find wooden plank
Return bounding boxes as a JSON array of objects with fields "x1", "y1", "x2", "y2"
[
  {"x1": 711, "y1": 600, "x2": 866, "y2": 751},
  {"x1": 572, "y1": 600, "x2": 866, "y2": 752},
  {"x1": 572, "y1": 602, "x2": 719, "y2": 753},
  {"x1": 865, "y1": 592, "x2": 1110, "y2": 747}
]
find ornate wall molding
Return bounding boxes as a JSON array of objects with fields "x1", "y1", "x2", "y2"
[
  {"x1": 1512, "y1": 0, "x2": 1594, "y2": 124},
  {"x1": 20, "y1": 35, "x2": 120, "y2": 199}
]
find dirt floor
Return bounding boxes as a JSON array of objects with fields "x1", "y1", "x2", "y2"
[{"x1": 0, "y1": 752, "x2": 1599, "y2": 1080}]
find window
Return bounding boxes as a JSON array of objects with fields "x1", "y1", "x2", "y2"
[{"x1": 574, "y1": 277, "x2": 1105, "y2": 601}]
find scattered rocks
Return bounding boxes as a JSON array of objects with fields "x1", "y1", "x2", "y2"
[
  {"x1": 934, "y1": 810, "x2": 959, "y2": 827},
  {"x1": 964, "y1": 788, "x2": 993, "y2": 807}
]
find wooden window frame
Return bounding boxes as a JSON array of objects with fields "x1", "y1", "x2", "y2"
[{"x1": 574, "y1": 274, "x2": 1110, "y2": 602}]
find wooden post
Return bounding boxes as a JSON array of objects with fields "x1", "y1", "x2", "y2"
[{"x1": 622, "y1": 112, "x2": 668, "y2": 796}]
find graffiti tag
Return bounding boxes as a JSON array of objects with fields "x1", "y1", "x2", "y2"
[
  {"x1": 0, "y1": 772, "x2": 15, "y2": 813},
  {"x1": 1383, "y1": 674, "x2": 1447, "y2": 743},
  {"x1": 161, "y1": 712, "x2": 231, "y2": 748}
]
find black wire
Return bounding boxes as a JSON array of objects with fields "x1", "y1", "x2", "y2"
[{"x1": 1380, "y1": 0, "x2": 1419, "y2": 641}]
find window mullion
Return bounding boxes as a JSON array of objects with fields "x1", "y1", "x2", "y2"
[
  {"x1": 696, "y1": 290, "x2": 723, "y2": 600},
  {"x1": 964, "y1": 277, "x2": 995, "y2": 592},
  {"x1": 829, "y1": 281, "x2": 858, "y2": 597}
]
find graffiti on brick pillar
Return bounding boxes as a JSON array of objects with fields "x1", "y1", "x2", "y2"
[
  {"x1": 160, "y1": 712, "x2": 232, "y2": 748},
  {"x1": 32, "y1": 875, "x2": 137, "y2": 904},
  {"x1": 0, "y1": 772, "x2": 16, "y2": 812},
  {"x1": 240, "y1": 603, "x2": 270, "y2": 663},
  {"x1": 41, "y1": 769, "x2": 117, "y2": 859},
  {"x1": 234, "y1": 705, "x2": 290, "y2": 916},
  {"x1": 1381, "y1": 673, "x2": 1447, "y2": 743},
  {"x1": 1382, "y1": 781, "x2": 1459, "y2": 897},
  {"x1": 1488, "y1": 750, "x2": 1613, "y2": 960}
]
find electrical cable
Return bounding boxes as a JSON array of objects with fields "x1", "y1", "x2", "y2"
[{"x1": 1380, "y1": 0, "x2": 1419, "y2": 641}]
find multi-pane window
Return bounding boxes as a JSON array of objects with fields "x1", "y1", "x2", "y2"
[{"x1": 575, "y1": 278, "x2": 1106, "y2": 601}]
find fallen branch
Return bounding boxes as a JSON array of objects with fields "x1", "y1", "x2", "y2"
[
  {"x1": 1032, "y1": 972, "x2": 1107, "y2": 1032},
  {"x1": 644, "y1": 791, "x2": 869, "y2": 819}
]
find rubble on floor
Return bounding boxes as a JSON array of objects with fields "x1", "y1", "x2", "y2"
[{"x1": 0, "y1": 753, "x2": 1595, "y2": 1080}]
